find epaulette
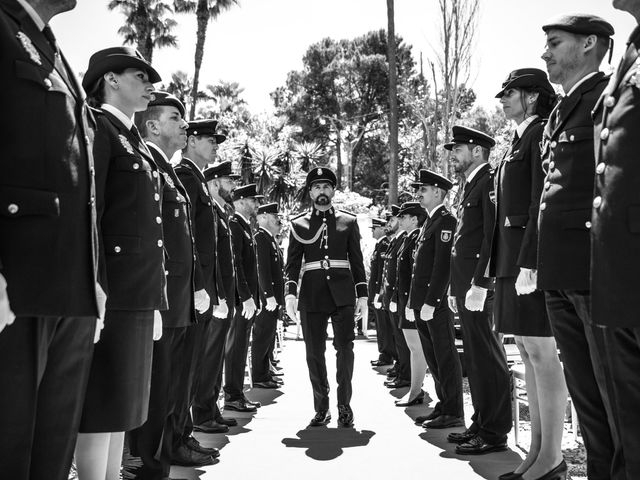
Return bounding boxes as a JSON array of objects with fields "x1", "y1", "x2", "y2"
[
  {"x1": 338, "y1": 209, "x2": 356, "y2": 217},
  {"x1": 291, "y1": 211, "x2": 306, "y2": 220}
]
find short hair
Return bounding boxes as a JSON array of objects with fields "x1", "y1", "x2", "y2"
[
  {"x1": 134, "y1": 106, "x2": 163, "y2": 138},
  {"x1": 469, "y1": 145, "x2": 490, "y2": 160}
]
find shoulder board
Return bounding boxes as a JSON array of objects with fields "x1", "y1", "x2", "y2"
[
  {"x1": 229, "y1": 216, "x2": 239, "y2": 223},
  {"x1": 292, "y1": 211, "x2": 306, "y2": 220},
  {"x1": 338, "y1": 209, "x2": 356, "y2": 217}
]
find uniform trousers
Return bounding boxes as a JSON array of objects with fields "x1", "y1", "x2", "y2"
[
  {"x1": 0, "y1": 316, "x2": 95, "y2": 480},
  {"x1": 300, "y1": 306, "x2": 355, "y2": 411},
  {"x1": 373, "y1": 306, "x2": 395, "y2": 363},
  {"x1": 191, "y1": 306, "x2": 233, "y2": 426},
  {"x1": 455, "y1": 292, "x2": 512, "y2": 444},
  {"x1": 389, "y1": 310, "x2": 411, "y2": 381},
  {"x1": 544, "y1": 290, "x2": 623, "y2": 480},
  {"x1": 129, "y1": 326, "x2": 189, "y2": 479},
  {"x1": 224, "y1": 309, "x2": 255, "y2": 401},
  {"x1": 415, "y1": 304, "x2": 464, "y2": 417},
  {"x1": 252, "y1": 306, "x2": 279, "y2": 382}
]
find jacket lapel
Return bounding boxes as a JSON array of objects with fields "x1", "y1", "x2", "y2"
[
  {"x1": 551, "y1": 72, "x2": 605, "y2": 138},
  {"x1": 462, "y1": 164, "x2": 489, "y2": 203},
  {"x1": 101, "y1": 109, "x2": 155, "y2": 165}
]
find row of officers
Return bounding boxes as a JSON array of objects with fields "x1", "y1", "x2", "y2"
[{"x1": 0, "y1": 2, "x2": 286, "y2": 478}]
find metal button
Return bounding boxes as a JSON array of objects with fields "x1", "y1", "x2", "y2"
[
  {"x1": 600, "y1": 128, "x2": 610, "y2": 141},
  {"x1": 324, "y1": 246, "x2": 328, "y2": 249},
  {"x1": 326, "y1": 276, "x2": 330, "y2": 280},
  {"x1": 7, "y1": 203, "x2": 19, "y2": 214},
  {"x1": 133, "y1": 163, "x2": 140, "y2": 170},
  {"x1": 325, "y1": 255, "x2": 329, "y2": 259},
  {"x1": 165, "y1": 270, "x2": 169, "y2": 275},
  {"x1": 593, "y1": 196, "x2": 602, "y2": 208},
  {"x1": 154, "y1": 193, "x2": 160, "y2": 201},
  {"x1": 550, "y1": 141, "x2": 557, "y2": 148},
  {"x1": 156, "y1": 216, "x2": 162, "y2": 224},
  {"x1": 322, "y1": 218, "x2": 326, "y2": 222},
  {"x1": 84, "y1": 136, "x2": 90, "y2": 146},
  {"x1": 545, "y1": 182, "x2": 551, "y2": 190},
  {"x1": 596, "y1": 163, "x2": 605, "y2": 175},
  {"x1": 44, "y1": 78, "x2": 52, "y2": 89},
  {"x1": 585, "y1": 221, "x2": 592, "y2": 229},
  {"x1": 569, "y1": 135, "x2": 575, "y2": 142},
  {"x1": 549, "y1": 161, "x2": 555, "y2": 170},
  {"x1": 540, "y1": 202, "x2": 547, "y2": 211},
  {"x1": 114, "y1": 246, "x2": 121, "y2": 253},
  {"x1": 157, "y1": 239, "x2": 163, "y2": 247},
  {"x1": 466, "y1": 202, "x2": 471, "y2": 207},
  {"x1": 604, "y1": 96, "x2": 616, "y2": 108},
  {"x1": 475, "y1": 254, "x2": 480, "y2": 258}
]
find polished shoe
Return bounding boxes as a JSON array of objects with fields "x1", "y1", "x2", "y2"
[
  {"x1": 423, "y1": 414, "x2": 465, "y2": 429},
  {"x1": 270, "y1": 370, "x2": 284, "y2": 376},
  {"x1": 183, "y1": 436, "x2": 220, "y2": 457},
  {"x1": 215, "y1": 415, "x2": 238, "y2": 427},
  {"x1": 371, "y1": 359, "x2": 393, "y2": 367},
  {"x1": 224, "y1": 399, "x2": 257, "y2": 412},
  {"x1": 270, "y1": 375, "x2": 284, "y2": 383},
  {"x1": 414, "y1": 409, "x2": 442, "y2": 424},
  {"x1": 529, "y1": 460, "x2": 567, "y2": 480},
  {"x1": 243, "y1": 397, "x2": 261, "y2": 408},
  {"x1": 253, "y1": 380, "x2": 280, "y2": 389},
  {"x1": 455, "y1": 435, "x2": 507, "y2": 455},
  {"x1": 386, "y1": 379, "x2": 410, "y2": 389},
  {"x1": 385, "y1": 366, "x2": 397, "y2": 375},
  {"x1": 447, "y1": 428, "x2": 477, "y2": 444},
  {"x1": 395, "y1": 391, "x2": 425, "y2": 406},
  {"x1": 193, "y1": 420, "x2": 229, "y2": 434},
  {"x1": 498, "y1": 472, "x2": 523, "y2": 480},
  {"x1": 309, "y1": 410, "x2": 331, "y2": 427},
  {"x1": 171, "y1": 444, "x2": 214, "y2": 467},
  {"x1": 338, "y1": 405, "x2": 354, "y2": 427}
]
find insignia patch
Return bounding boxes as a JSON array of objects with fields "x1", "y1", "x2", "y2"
[
  {"x1": 163, "y1": 172, "x2": 175, "y2": 189},
  {"x1": 489, "y1": 190, "x2": 496, "y2": 205},
  {"x1": 16, "y1": 32, "x2": 41, "y2": 65},
  {"x1": 441, "y1": 230, "x2": 452, "y2": 242},
  {"x1": 317, "y1": 168, "x2": 322, "y2": 175},
  {"x1": 119, "y1": 135, "x2": 134, "y2": 154}
]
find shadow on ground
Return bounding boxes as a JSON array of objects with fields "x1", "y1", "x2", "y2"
[{"x1": 282, "y1": 427, "x2": 376, "y2": 461}]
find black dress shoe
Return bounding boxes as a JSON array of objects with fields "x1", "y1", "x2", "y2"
[
  {"x1": 270, "y1": 370, "x2": 284, "y2": 376},
  {"x1": 215, "y1": 415, "x2": 238, "y2": 427},
  {"x1": 309, "y1": 410, "x2": 331, "y2": 426},
  {"x1": 224, "y1": 399, "x2": 257, "y2": 412},
  {"x1": 253, "y1": 380, "x2": 280, "y2": 389},
  {"x1": 184, "y1": 436, "x2": 220, "y2": 457},
  {"x1": 385, "y1": 366, "x2": 397, "y2": 375},
  {"x1": 338, "y1": 405, "x2": 354, "y2": 427},
  {"x1": 193, "y1": 420, "x2": 229, "y2": 434},
  {"x1": 415, "y1": 409, "x2": 442, "y2": 424},
  {"x1": 455, "y1": 435, "x2": 507, "y2": 455},
  {"x1": 172, "y1": 444, "x2": 214, "y2": 466},
  {"x1": 395, "y1": 391, "x2": 424, "y2": 406},
  {"x1": 529, "y1": 460, "x2": 567, "y2": 480},
  {"x1": 423, "y1": 414, "x2": 465, "y2": 429},
  {"x1": 371, "y1": 359, "x2": 392, "y2": 367},
  {"x1": 243, "y1": 397, "x2": 261, "y2": 408},
  {"x1": 447, "y1": 427, "x2": 477, "y2": 444},
  {"x1": 498, "y1": 471, "x2": 523, "y2": 480},
  {"x1": 386, "y1": 379, "x2": 410, "y2": 389}
]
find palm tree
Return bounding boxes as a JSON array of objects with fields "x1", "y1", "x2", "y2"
[
  {"x1": 108, "y1": 0, "x2": 178, "y2": 62},
  {"x1": 163, "y1": 70, "x2": 209, "y2": 113},
  {"x1": 174, "y1": 0, "x2": 240, "y2": 119},
  {"x1": 252, "y1": 146, "x2": 281, "y2": 197}
]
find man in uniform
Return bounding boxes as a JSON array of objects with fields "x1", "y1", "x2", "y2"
[
  {"x1": 445, "y1": 126, "x2": 512, "y2": 455},
  {"x1": 369, "y1": 217, "x2": 394, "y2": 367},
  {"x1": 129, "y1": 92, "x2": 217, "y2": 475},
  {"x1": 408, "y1": 170, "x2": 464, "y2": 429},
  {"x1": 285, "y1": 167, "x2": 368, "y2": 427},
  {"x1": 252, "y1": 202, "x2": 285, "y2": 389},
  {"x1": 538, "y1": 14, "x2": 622, "y2": 480},
  {"x1": 224, "y1": 183, "x2": 262, "y2": 411},
  {"x1": 0, "y1": 1, "x2": 103, "y2": 478}
]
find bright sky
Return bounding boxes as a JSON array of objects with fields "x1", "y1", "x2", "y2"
[{"x1": 51, "y1": 0, "x2": 637, "y2": 114}]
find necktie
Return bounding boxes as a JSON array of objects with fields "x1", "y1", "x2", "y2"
[
  {"x1": 42, "y1": 25, "x2": 59, "y2": 54},
  {"x1": 512, "y1": 131, "x2": 519, "y2": 145},
  {"x1": 130, "y1": 125, "x2": 143, "y2": 143}
]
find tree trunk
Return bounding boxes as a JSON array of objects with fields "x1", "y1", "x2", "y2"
[
  {"x1": 189, "y1": 0, "x2": 209, "y2": 120},
  {"x1": 386, "y1": 0, "x2": 399, "y2": 205},
  {"x1": 335, "y1": 134, "x2": 343, "y2": 189},
  {"x1": 135, "y1": 0, "x2": 152, "y2": 61}
]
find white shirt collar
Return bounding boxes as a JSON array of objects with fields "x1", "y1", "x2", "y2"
[
  {"x1": 16, "y1": 0, "x2": 45, "y2": 30},
  {"x1": 146, "y1": 142, "x2": 168, "y2": 163},
  {"x1": 427, "y1": 203, "x2": 445, "y2": 217},
  {"x1": 565, "y1": 72, "x2": 598, "y2": 97},
  {"x1": 516, "y1": 115, "x2": 539, "y2": 139},
  {"x1": 101, "y1": 103, "x2": 134, "y2": 130},
  {"x1": 213, "y1": 197, "x2": 226, "y2": 211},
  {"x1": 465, "y1": 162, "x2": 487, "y2": 183}
]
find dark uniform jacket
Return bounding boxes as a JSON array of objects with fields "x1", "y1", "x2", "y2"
[
  {"x1": 368, "y1": 236, "x2": 390, "y2": 304},
  {"x1": 213, "y1": 200, "x2": 235, "y2": 301},
  {"x1": 0, "y1": 1, "x2": 100, "y2": 317},
  {"x1": 254, "y1": 227, "x2": 284, "y2": 305},
  {"x1": 490, "y1": 118, "x2": 546, "y2": 278},
  {"x1": 450, "y1": 164, "x2": 495, "y2": 297},
  {"x1": 379, "y1": 231, "x2": 406, "y2": 308},
  {"x1": 392, "y1": 229, "x2": 420, "y2": 312},
  {"x1": 591, "y1": 27, "x2": 640, "y2": 327},
  {"x1": 409, "y1": 206, "x2": 456, "y2": 308},
  {"x1": 93, "y1": 108, "x2": 167, "y2": 311},
  {"x1": 537, "y1": 72, "x2": 608, "y2": 291},
  {"x1": 230, "y1": 213, "x2": 260, "y2": 307},
  {"x1": 175, "y1": 158, "x2": 219, "y2": 304},
  {"x1": 148, "y1": 144, "x2": 196, "y2": 328},
  {"x1": 285, "y1": 206, "x2": 367, "y2": 313}
]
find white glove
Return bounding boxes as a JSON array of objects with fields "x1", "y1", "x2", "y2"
[
  {"x1": 515, "y1": 268, "x2": 537, "y2": 296},
  {"x1": 420, "y1": 304, "x2": 435, "y2": 321},
  {"x1": 194, "y1": 289, "x2": 210, "y2": 313},
  {"x1": 404, "y1": 306, "x2": 415, "y2": 322},
  {"x1": 464, "y1": 285, "x2": 488, "y2": 312},
  {"x1": 94, "y1": 317, "x2": 104, "y2": 344},
  {"x1": 355, "y1": 297, "x2": 368, "y2": 325},
  {"x1": 241, "y1": 298, "x2": 257, "y2": 319},
  {"x1": 0, "y1": 273, "x2": 15, "y2": 334},
  {"x1": 389, "y1": 301, "x2": 397, "y2": 313},
  {"x1": 212, "y1": 298, "x2": 228, "y2": 318},
  {"x1": 285, "y1": 295, "x2": 299, "y2": 324},
  {"x1": 447, "y1": 296, "x2": 458, "y2": 314},
  {"x1": 373, "y1": 294, "x2": 382, "y2": 309},
  {"x1": 153, "y1": 310, "x2": 163, "y2": 341},
  {"x1": 265, "y1": 296, "x2": 278, "y2": 311}
]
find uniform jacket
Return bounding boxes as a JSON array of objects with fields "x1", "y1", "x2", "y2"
[
  {"x1": 409, "y1": 206, "x2": 456, "y2": 308},
  {"x1": 0, "y1": 1, "x2": 101, "y2": 317},
  {"x1": 285, "y1": 206, "x2": 367, "y2": 313},
  {"x1": 380, "y1": 231, "x2": 406, "y2": 308},
  {"x1": 212, "y1": 200, "x2": 235, "y2": 301},
  {"x1": 148, "y1": 145, "x2": 196, "y2": 328},
  {"x1": 490, "y1": 118, "x2": 546, "y2": 278},
  {"x1": 230, "y1": 213, "x2": 260, "y2": 307},
  {"x1": 93, "y1": 108, "x2": 167, "y2": 311},
  {"x1": 537, "y1": 72, "x2": 608, "y2": 290},
  {"x1": 174, "y1": 158, "x2": 219, "y2": 303},
  {"x1": 591, "y1": 26, "x2": 640, "y2": 327},
  {"x1": 367, "y1": 236, "x2": 389, "y2": 303},
  {"x1": 254, "y1": 227, "x2": 284, "y2": 305},
  {"x1": 450, "y1": 164, "x2": 496, "y2": 297},
  {"x1": 392, "y1": 229, "x2": 420, "y2": 312}
]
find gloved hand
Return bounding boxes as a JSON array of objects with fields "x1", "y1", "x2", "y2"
[
  {"x1": 0, "y1": 273, "x2": 15, "y2": 334},
  {"x1": 94, "y1": 317, "x2": 104, "y2": 344},
  {"x1": 194, "y1": 289, "x2": 210, "y2": 313},
  {"x1": 373, "y1": 294, "x2": 382, "y2": 309},
  {"x1": 515, "y1": 268, "x2": 538, "y2": 296},
  {"x1": 265, "y1": 296, "x2": 278, "y2": 311},
  {"x1": 447, "y1": 296, "x2": 458, "y2": 314},
  {"x1": 389, "y1": 301, "x2": 397, "y2": 313},
  {"x1": 404, "y1": 306, "x2": 415, "y2": 322},
  {"x1": 464, "y1": 285, "x2": 488, "y2": 312},
  {"x1": 285, "y1": 294, "x2": 299, "y2": 324},
  {"x1": 241, "y1": 298, "x2": 257, "y2": 319},
  {"x1": 355, "y1": 297, "x2": 368, "y2": 325},
  {"x1": 212, "y1": 298, "x2": 228, "y2": 318},
  {"x1": 420, "y1": 304, "x2": 435, "y2": 321},
  {"x1": 153, "y1": 310, "x2": 163, "y2": 341}
]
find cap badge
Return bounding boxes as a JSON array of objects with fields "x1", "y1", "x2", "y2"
[
  {"x1": 317, "y1": 168, "x2": 322, "y2": 175},
  {"x1": 17, "y1": 32, "x2": 41, "y2": 65},
  {"x1": 118, "y1": 135, "x2": 135, "y2": 154},
  {"x1": 441, "y1": 230, "x2": 452, "y2": 243}
]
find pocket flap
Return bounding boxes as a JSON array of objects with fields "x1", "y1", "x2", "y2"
[
  {"x1": 0, "y1": 186, "x2": 60, "y2": 217},
  {"x1": 507, "y1": 149, "x2": 525, "y2": 162},
  {"x1": 104, "y1": 235, "x2": 141, "y2": 255},
  {"x1": 14, "y1": 60, "x2": 67, "y2": 94},
  {"x1": 505, "y1": 214, "x2": 529, "y2": 227}
]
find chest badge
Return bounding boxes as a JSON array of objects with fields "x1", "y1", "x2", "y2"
[
  {"x1": 118, "y1": 135, "x2": 135, "y2": 154},
  {"x1": 17, "y1": 32, "x2": 41, "y2": 65},
  {"x1": 441, "y1": 230, "x2": 452, "y2": 243}
]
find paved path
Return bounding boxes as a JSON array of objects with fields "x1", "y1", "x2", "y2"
[{"x1": 170, "y1": 334, "x2": 524, "y2": 480}]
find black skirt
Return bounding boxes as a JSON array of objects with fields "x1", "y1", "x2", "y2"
[
  {"x1": 494, "y1": 277, "x2": 552, "y2": 337},
  {"x1": 79, "y1": 310, "x2": 154, "y2": 432}
]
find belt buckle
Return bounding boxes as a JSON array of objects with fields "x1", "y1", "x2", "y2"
[{"x1": 321, "y1": 259, "x2": 330, "y2": 270}]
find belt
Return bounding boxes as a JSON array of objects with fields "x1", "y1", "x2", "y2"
[{"x1": 303, "y1": 259, "x2": 350, "y2": 272}]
